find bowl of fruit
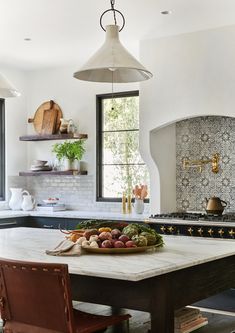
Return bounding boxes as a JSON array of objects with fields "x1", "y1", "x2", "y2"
[
  {"x1": 43, "y1": 197, "x2": 59, "y2": 205},
  {"x1": 62, "y1": 223, "x2": 164, "y2": 254}
]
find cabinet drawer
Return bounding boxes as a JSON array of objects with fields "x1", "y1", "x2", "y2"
[{"x1": 0, "y1": 218, "x2": 27, "y2": 228}]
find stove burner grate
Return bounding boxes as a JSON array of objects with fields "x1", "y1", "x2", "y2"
[{"x1": 150, "y1": 212, "x2": 235, "y2": 222}]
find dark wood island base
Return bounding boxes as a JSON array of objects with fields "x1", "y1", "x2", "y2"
[{"x1": 70, "y1": 255, "x2": 235, "y2": 333}]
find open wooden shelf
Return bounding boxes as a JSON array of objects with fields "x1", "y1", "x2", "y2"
[
  {"x1": 19, "y1": 133, "x2": 88, "y2": 141},
  {"x1": 19, "y1": 170, "x2": 88, "y2": 176}
]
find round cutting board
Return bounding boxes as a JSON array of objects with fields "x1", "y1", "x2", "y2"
[{"x1": 28, "y1": 100, "x2": 63, "y2": 134}]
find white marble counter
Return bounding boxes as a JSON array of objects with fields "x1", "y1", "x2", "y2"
[
  {"x1": 0, "y1": 210, "x2": 29, "y2": 219},
  {"x1": 30, "y1": 210, "x2": 149, "y2": 221},
  {"x1": 0, "y1": 227, "x2": 234, "y2": 282},
  {"x1": 0, "y1": 210, "x2": 149, "y2": 221},
  {"x1": 2, "y1": 210, "x2": 235, "y2": 228}
]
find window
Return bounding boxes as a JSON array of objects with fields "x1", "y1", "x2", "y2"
[
  {"x1": 96, "y1": 91, "x2": 150, "y2": 201},
  {"x1": 0, "y1": 99, "x2": 5, "y2": 201}
]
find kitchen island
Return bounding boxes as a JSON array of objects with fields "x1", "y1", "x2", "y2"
[{"x1": 0, "y1": 227, "x2": 234, "y2": 333}]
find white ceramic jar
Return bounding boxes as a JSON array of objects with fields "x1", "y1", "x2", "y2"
[
  {"x1": 21, "y1": 193, "x2": 36, "y2": 211},
  {"x1": 133, "y1": 199, "x2": 144, "y2": 214},
  {"x1": 9, "y1": 188, "x2": 29, "y2": 210}
]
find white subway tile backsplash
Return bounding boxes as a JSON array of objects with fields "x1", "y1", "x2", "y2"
[{"x1": 6, "y1": 175, "x2": 150, "y2": 214}]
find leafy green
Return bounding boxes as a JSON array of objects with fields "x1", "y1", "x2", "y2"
[
  {"x1": 76, "y1": 220, "x2": 128, "y2": 230},
  {"x1": 52, "y1": 140, "x2": 85, "y2": 162}
]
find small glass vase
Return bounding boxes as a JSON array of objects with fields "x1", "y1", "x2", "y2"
[{"x1": 134, "y1": 199, "x2": 144, "y2": 214}]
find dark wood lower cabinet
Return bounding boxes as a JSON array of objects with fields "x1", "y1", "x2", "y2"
[
  {"x1": 26, "y1": 217, "x2": 87, "y2": 229},
  {"x1": 0, "y1": 217, "x2": 28, "y2": 228}
]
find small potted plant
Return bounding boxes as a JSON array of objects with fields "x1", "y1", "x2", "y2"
[{"x1": 52, "y1": 140, "x2": 85, "y2": 171}]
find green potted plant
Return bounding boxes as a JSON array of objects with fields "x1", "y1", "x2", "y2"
[{"x1": 52, "y1": 140, "x2": 85, "y2": 171}]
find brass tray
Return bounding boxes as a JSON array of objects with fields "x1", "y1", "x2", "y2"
[{"x1": 82, "y1": 244, "x2": 161, "y2": 254}]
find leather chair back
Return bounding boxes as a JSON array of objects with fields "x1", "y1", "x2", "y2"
[{"x1": 0, "y1": 258, "x2": 74, "y2": 333}]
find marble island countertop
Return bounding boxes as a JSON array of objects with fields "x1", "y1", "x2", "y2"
[
  {"x1": 0, "y1": 210, "x2": 149, "y2": 221},
  {"x1": 0, "y1": 227, "x2": 234, "y2": 282}
]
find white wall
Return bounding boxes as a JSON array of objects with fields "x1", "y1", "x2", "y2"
[
  {"x1": 139, "y1": 24, "x2": 235, "y2": 213},
  {"x1": 26, "y1": 65, "x2": 138, "y2": 204},
  {"x1": 150, "y1": 124, "x2": 176, "y2": 213},
  {"x1": 0, "y1": 66, "x2": 27, "y2": 206}
]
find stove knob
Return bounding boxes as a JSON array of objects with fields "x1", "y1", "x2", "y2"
[
  {"x1": 228, "y1": 229, "x2": 235, "y2": 238},
  {"x1": 160, "y1": 226, "x2": 166, "y2": 233},
  {"x1": 187, "y1": 227, "x2": 194, "y2": 236},
  {"x1": 197, "y1": 228, "x2": 204, "y2": 236},
  {"x1": 218, "y1": 228, "x2": 224, "y2": 237},
  {"x1": 167, "y1": 226, "x2": 175, "y2": 234},
  {"x1": 207, "y1": 228, "x2": 214, "y2": 236}
]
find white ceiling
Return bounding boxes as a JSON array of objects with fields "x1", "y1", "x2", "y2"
[{"x1": 0, "y1": 0, "x2": 235, "y2": 70}]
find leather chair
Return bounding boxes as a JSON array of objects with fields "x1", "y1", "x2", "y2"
[{"x1": 0, "y1": 258, "x2": 131, "y2": 333}]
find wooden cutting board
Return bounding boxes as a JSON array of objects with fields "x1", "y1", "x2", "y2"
[{"x1": 28, "y1": 100, "x2": 63, "y2": 134}]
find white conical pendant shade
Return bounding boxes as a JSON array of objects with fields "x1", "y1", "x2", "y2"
[
  {"x1": 74, "y1": 25, "x2": 153, "y2": 83},
  {"x1": 0, "y1": 72, "x2": 20, "y2": 98}
]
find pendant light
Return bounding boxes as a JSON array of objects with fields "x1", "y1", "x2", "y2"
[
  {"x1": 73, "y1": 0, "x2": 153, "y2": 83},
  {"x1": 0, "y1": 72, "x2": 20, "y2": 98}
]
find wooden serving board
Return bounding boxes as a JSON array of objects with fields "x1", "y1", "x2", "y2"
[{"x1": 28, "y1": 100, "x2": 63, "y2": 134}]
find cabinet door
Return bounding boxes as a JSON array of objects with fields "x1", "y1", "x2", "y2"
[
  {"x1": 28, "y1": 217, "x2": 67, "y2": 229},
  {"x1": 65, "y1": 219, "x2": 87, "y2": 230}
]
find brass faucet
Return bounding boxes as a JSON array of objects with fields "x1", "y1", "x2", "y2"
[{"x1": 182, "y1": 153, "x2": 219, "y2": 173}]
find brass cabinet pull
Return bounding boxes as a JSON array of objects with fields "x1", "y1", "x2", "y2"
[
  {"x1": 160, "y1": 226, "x2": 166, "y2": 233},
  {"x1": 207, "y1": 228, "x2": 214, "y2": 236},
  {"x1": 187, "y1": 227, "x2": 194, "y2": 236},
  {"x1": 228, "y1": 229, "x2": 235, "y2": 237},
  {"x1": 197, "y1": 228, "x2": 203, "y2": 236},
  {"x1": 218, "y1": 228, "x2": 224, "y2": 237},
  {"x1": 167, "y1": 226, "x2": 175, "y2": 233}
]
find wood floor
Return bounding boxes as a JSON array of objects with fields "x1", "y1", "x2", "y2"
[
  {"x1": 0, "y1": 303, "x2": 234, "y2": 332},
  {"x1": 74, "y1": 302, "x2": 235, "y2": 333}
]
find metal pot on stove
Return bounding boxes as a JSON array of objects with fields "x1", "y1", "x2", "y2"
[{"x1": 205, "y1": 196, "x2": 227, "y2": 215}]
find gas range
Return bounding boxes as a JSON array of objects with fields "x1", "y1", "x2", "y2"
[{"x1": 147, "y1": 212, "x2": 235, "y2": 239}]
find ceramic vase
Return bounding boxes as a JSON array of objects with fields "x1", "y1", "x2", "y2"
[
  {"x1": 21, "y1": 193, "x2": 36, "y2": 211},
  {"x1": 64, "y1": 159, "x2": 80, "y2": 171},
  {"x1": 134, "y1": 199, "x2": 144, "y2": 214},
  {"x1": 9, "y1": 188, "x2": 29, "y2": 210}
]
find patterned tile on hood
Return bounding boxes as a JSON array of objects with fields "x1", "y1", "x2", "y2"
[{"x1": 176, "y1": 116, "x2": 235, "y2": 212}]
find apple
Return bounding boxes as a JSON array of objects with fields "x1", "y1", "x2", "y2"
[
  {"x1": 111, "y1": 229, "x2": 122, "y2": 239},
  {"x1": 99, "y1": 232, "x2": 112, "y2": 241},
  {"x1": 125, "y1": 241, "x2": 137, "y2": 248},
  {"x1": 114, "y1": 241, "x2": 125, "y2": 248},
  {"x1": 118, "y1": 235, "x2": 130, "y2": 243}
]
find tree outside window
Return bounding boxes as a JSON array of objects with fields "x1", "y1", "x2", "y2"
[{"x1": 96, "y1": 91, "x2": 150, "y2": 201}]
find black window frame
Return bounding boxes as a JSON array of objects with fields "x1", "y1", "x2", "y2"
[
  {"x1": 0, "y1": 99, "x2": 5, "y2": 201},
  {"x1": 97, "y1": 90, "x2": 149, "y2": 202}
]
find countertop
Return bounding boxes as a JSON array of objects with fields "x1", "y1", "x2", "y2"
[
  {"x1": 0, "y1": 210, "x2": 149, "y2": 221},
  {"x1": 0, "y1": 227, "x2": 234, "y2": 281},
  {"x1": 1, "y1": 210, "x2": 235, "y2": 227}
]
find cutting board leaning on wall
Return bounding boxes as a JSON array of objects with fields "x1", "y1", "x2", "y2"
[{"x1": 28, "y1": 100, "x2": 63, "y2": 135}]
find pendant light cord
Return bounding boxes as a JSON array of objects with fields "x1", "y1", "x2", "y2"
[
  {"x1": 110, "y1": 0, "x2": 117, "y2": 25},
  {"x1": 111, "y1": 70, "x2": 114, "y2": 110}
]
